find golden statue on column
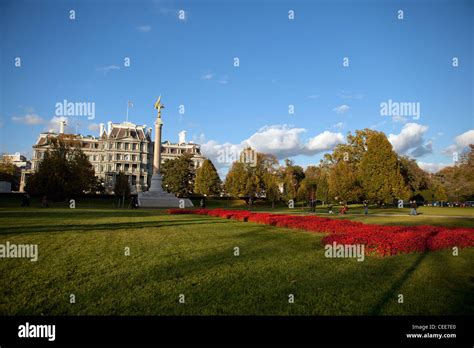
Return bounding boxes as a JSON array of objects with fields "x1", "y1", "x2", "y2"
[
  {"x1": 137, "y1": 96, "x2": 193, "y2": 208},
  {"x1": 154, "y1": 96, "x2": 165, "y2": 119}
]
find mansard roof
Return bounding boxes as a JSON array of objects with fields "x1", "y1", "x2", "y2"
[{"x1": 107, "y1": 123, "x2": 149, "y2": 141}]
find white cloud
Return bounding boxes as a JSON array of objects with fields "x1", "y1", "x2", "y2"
[
  {"x1": 201, "y1": 73, "x2": 228, "y2": 84},
  {"x1": 192, "y1": 133, "x2": 206, "y2": 144},
  {"x1": 137, "y1": 25, "x2": 151, "y2": 32},
  {"x1": 243, "y1": 125, "x2": 307, "y2": 159},
  {"x1": 200, "y1": 125, "x2": 344, "y2": 175},
  {"x1": 417, "y1": 161, "x2": 449, "y2": 173},
  {"x1": 369, "y1": 121, "x2": 387, "y2": 130},
  {"x1": 201, "y1": 73, "x2": 214, "y2": 80},
  {"x1": 443, "y1": 129, "x2": 474, "y2": 155},
  {"x1": 19, "y1": 106, "x2": 35, "y2": 113},
  {"x1": 217, "y1": 75, "x2": 229, "y2": 84},
  {"x1": 409, "y1": 140, "x2": 433, "y2": 158},
  {"x1": 96, "y1": 65, "x2": 120, "y2": 73},
  {"x1": 388, "y1": 123, "x2": 431, "y2": 157},
  {"x1": 338, "y1": 90, "x2": 364, "y2": 100},
  {"x1": 333, "y1": 122, "x2": 345, "y2": 130},
  {"x1": 392, "y1": 115, "x2": 408, "y2": 123},
  {"x1": 87, "y1": 123, "x2": 100, "y2": 133},
  {"x1": 307, "y1": 95, "x2": 319, "y2": 100},
  {"x1": 333, "y1": 104, "x2": 350, "y2": 114},
  {"x1": 11, "y1": 113, "x2": 44, "y2": 125},
  {"x1": 305, "y1": 131, "x2": 345, "y2": 153}
]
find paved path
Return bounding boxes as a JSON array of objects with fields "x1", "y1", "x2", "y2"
[
  {"x1": 273, "y1": 211, "x2": 474, "y2": 219},
  {"x1": 328, "y1": 213, "x2": 474, "y2": 219}
]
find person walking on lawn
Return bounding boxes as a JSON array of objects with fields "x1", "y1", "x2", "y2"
[
  {"x1": 410, "y1": 200, "x2": 417, "y2": 216},
  {"x1": 310, "y1": 199, "x2": 316, "y2": 213},
  {"x1": 363, "y1": 200, "x2": 369, "y2": 215}
]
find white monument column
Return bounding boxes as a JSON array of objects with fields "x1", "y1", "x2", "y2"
[
  {"x1": 153, "y1": 118, "x2": 163, "y2": 174},
  {"x1": 137, "y1": 96, "x2": 193, "y2": 208}
]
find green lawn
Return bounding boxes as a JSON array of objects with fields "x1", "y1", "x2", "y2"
[{"x1": 0, "y1": 207, "x2": 473, "y2": 315}]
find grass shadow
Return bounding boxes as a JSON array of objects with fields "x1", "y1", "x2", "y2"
[
  {"x1": 369, "y1": 251, "x2": 429, "y2": 315},
  {"x1": 0, "y1": 218, "x2": 232, "y2": 236}
]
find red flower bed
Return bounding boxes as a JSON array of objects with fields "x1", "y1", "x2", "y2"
[{"x1": 167, "y1": 208, "x2": 474, "y2": 256}]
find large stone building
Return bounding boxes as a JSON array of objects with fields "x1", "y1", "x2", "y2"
[
  {"x1": 21, "y1": 120, "x2": 205, "y2": 193},
  {"x1": 2, "y1": 152, "x2": 31, "y2": 192}
]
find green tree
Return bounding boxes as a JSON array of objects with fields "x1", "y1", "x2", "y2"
[
  {"x1": 0, "y1": 156, "x2": 19, "y2": 190},
  {"x1": 161, "y1": 153, "x2": 195, "y2": 197},
  {"x1": 398, "y1": 156, "x2": 430, "y2": 198},
  {"x1": 225, "y1": 150, "x2": 281, "y2": 204},
  {"x1": 327, "y1": 159, "x2": 361, "y2": 203},
  {"x1": 114, "y1": 171, "x2": 131, "y2": 207},
  {"x1": 93, "y1": 177, "x2": 106, "y2": 194},
  {"x1": 25, "y1": 138, "x2": 96, "y2": 201},
  {"x1": 435, "y1": 145, "x2": 474, "y2": 201},
  {"x1": 420, "y1": 175, "x2": 448, "y2": 202},
  {"x1": 297, "y1": 166, "x2": 320, "y2": 201},
  {"x1": 282, "y1": 159, "x2": 305, "y2": 200},
  {"x1": 315, "y1": 164, "x2": 330, "y2": 204},
  {"x1": 359, "y1": 132, "x2": 408, "y2": 203},
  {"x1": 224, "y1": 161, "x2": 250, "y2": 197},
  {"x1": 67, "y1": 150, "x2": 96, "y2": 196},
  {"x1": 253, "y1": 153, "x2": 279, "y2": 196},
  {"x1": 194, "y1": 159, "x2": 221, "y2": 196},
  {"x1": 323, "y1": 130, "x2": 376, "y2": 203},
  {"x1": 263, "y1": 171, "x2": 281, "y2": 208}
]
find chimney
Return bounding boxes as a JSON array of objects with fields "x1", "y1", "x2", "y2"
[
  {"x1": 148, "y1": 127, "x2": 152, "y2": 136},
  {"x1": 107, "y1": 121, "x2": 113, "y2": 135},
  {"x1": 178, "y1": 130, "x2": 186, "y2": 144},
  {"x1": 99, "y1": 123, "x2": 105, "y2": 136},
  {"x1": 59, "y1": 120, "x2": 66, "y2": 134}
]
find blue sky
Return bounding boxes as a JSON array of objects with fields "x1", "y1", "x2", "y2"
[{"x1": 1, "y1": 0, "x2": 473, "y2": 176}]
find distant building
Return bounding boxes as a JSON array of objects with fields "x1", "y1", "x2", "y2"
[
  {"x1": 2, "y1": 152, "x2": 31, "y2": 192},
  {"x1": 2, "y1": 152, "x2": 31, "y2": 169},
  {"x1": 21, "y1": 120, "x2": 205, "y2": 193},
  {"x1": 162, "y1": 130, "x2": 205, "y2": 169}
]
